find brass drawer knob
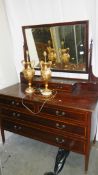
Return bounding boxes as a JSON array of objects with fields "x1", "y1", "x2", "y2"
[
  {"x1": 16, "y1": 113, "x2": 20, "y2": 117},
  {"x1": 56, "y1": 123, "x2": 66, "y2": 129},
  {"x1": 56, "y1": 137, "x2": 65, "y2": 144},
  {"x1": 14, "y1": 125, "x2": 22, "y2": 130},
  {"x1": 16, "y1": 102, "x2": 19, "y2": 106},
  {"x1": 11, "y1": 101, "x2": 15, "y2": 105},
  {"x1": 18, "y1": 126, "x2": 22, "y2": 130},
  {"x1": 14, "y1": 125, "x2": 17, "y2": 129},
  {"x1": 12, "y1": 112, "x2": 16, "y2": 116},
  {"x1": 11, "y1": 101, "x2": 19, "y2": 106},
  {"x1": 12, "y1": 112, "x2": 20, "y2": 117},
  {"x1": 56, "y1": 110, "x2": 65, "y2": 116}
]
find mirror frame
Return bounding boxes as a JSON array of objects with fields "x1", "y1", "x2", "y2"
[{"x1": 22, "y1": 20, "x2": 89, "y2": 78}]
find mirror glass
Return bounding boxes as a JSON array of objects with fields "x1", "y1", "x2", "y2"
[{"x1": 22, "y1": 20, "x2": 89, "y2": 74}]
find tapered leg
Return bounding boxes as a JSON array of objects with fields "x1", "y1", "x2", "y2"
[
  {"x1": 85, "y1": 154, "x2": 90, "y2": 173},
  {"x1": 1, "y1": 128, "x2": 5, "y2": 144},
  {"x1": 93, "y1": 128, "x2": 97, "y2": 144},
  {"x1": 44, "y1": 148, "x2": 70, "y2": 175},
  {"x1": 0, "y1": 119, "x2": 5, "y2": 144}
]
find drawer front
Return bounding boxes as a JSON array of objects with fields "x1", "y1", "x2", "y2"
[
  {"x1": 40, "y1": 106, "x2": 87, "y2": 124},
  {"x1": 1, "y1": 108, "x2": 86, "y2": 138},
  {"x1": 0, "y1": 96, "x2": 87, "y2": 125},
  {"x1": 0, "y1": 96, "x2": 35, "y2": 111},
  {"x1": 0, "y1": 96, "x2": 21, "y2": 107},
  {"x1": 3, "y1": 120, "x2": 85, "y2": 154},
  {"x1": 33, "y1": 79, "x2": 76, "y2": 92}
]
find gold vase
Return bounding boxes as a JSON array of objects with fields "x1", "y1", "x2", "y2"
[
  {"x1": 40, "y1": 60, "x2": 52, "y2": 96},
  {"x1": 22, "y1": 60, "x2": 35, "y2": 94}
]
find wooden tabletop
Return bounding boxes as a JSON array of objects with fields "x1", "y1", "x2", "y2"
[{"x1": 0, "y1": 83, "x2": 98, "y2": 112}]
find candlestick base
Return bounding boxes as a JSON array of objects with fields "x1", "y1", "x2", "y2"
[
  {"x1": 40, "y1": 89, "x2": 52, "y2": 96},
  {"x1": 25, "y1": 87, "x2": 35, "y2": 94}
]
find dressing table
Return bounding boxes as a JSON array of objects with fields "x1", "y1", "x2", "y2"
[{"x1": 0, "y1": 20, "x2": 98, "y2": 174}]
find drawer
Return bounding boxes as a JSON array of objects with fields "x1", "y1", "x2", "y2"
[
  {"x1": 1, "y1": 108, "x2": 86, "y2": 138},
  {"x1": 3, "y1": 120, "x2": 85, "y2": 154},
  {"x1": 0, "y1": 96, "x2": 21, "y2": 107},
  {"x1": 33, "y1": 79, "x2": 76, "y2": 92},
  {"x1": 40, "y1": 106, "x2": 87, "y2": 124},
  {"x1": 0, "y1": 96, "x2": 35, "y2": 111},
  {"x1": 0, "y1": 96, "x2": 87, "y2": 125}
]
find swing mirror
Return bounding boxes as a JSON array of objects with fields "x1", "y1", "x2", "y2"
[{"x1": 22, "y1": 20, "x2": 89, "y2": 78}]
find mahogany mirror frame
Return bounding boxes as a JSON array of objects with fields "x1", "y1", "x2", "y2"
[{"x1": 22, "y1": 20, "x2": 89, "y2": 76}]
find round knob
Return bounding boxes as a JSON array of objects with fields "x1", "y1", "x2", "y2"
[
  {"x1": 14, "y1": 125, "x2": 17, "y2": 129},
  {"x1": 16, "y1": 113, "x2": 20, "y2": 117},
  {"x1": 56, "y1": 123, "x2": 66, "y2": 129},
  {"x1": 56, "y1": 138, "x2": 65, "y2": 144},
  {"x1": 12, "y1": 112, "x2": 16, "y2": 116},
  {"x1": 56, "y1": 110, "x2": 59, "y2": 115},
  {"x1": 56, "y1": 110, "x2": 66, "y2": 116},
  {"x1": 11, "y1": 101, "x2": 15, "y2": 105},
  {"x1": 16, "y1": 102, "x2": 19, "y2": 106}
]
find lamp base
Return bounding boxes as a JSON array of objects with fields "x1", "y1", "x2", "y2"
[
  {"x1": 40, "y1": 88, "x2": 52, "y2": 96},
  {"x1": 25, "y1": 87, "x2": 35, "y2": 94}
]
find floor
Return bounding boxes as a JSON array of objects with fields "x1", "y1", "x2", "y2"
[{"x1": 0, "y1": 132, "x2": 98, "y2": 175}]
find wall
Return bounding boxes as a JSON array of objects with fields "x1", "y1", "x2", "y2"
[
  {"x1": 0, "y1": 0, "x2": 19, "y2": 143},
  {"x1": 0, "y1": 0, "x2": 18, "y2": 89}
]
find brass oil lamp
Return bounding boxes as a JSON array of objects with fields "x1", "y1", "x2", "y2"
[
  {"x1": 40, "y1": 51, "x2": 52, "y2": 96},
  {"x1": 22, "y1": 51, "x2": 35, "y2": 94}
]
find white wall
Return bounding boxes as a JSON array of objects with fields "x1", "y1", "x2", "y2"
[{"x1": 0, "y1": 0, "x2": 18, "y2": 89}]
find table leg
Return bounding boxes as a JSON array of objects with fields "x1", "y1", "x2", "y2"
[
  {"x1": 85, "y1": 153, "x2": 90, "y2": 173},
  {"x1": 1, "y1": 128, "x2": 5, "y2": 144}
]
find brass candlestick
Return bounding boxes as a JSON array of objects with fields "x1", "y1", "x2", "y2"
[
  {"x1": 40, "y1": 51, "x2": 52, "y2": 96},
  {"x1": 22, "y1": 54, "x2": 35, "y2": 94}
]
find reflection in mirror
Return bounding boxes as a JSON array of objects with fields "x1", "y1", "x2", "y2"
[{"x1": 22, "y1": 21, "x2": 88, "y2": 74}]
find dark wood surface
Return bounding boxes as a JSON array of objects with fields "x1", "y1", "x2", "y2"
[{"x1": 0, "y1": 82, "x2": 98, "y2": 172}]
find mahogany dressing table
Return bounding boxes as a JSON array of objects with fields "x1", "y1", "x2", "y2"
[{"x1": 0, "y1": 21, "x2": 98, "y2": 174}]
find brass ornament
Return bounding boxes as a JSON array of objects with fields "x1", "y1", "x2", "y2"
[
  {"x1": 40, "y1": 51, "x2": 52, "y2": 96},
  {"x1": 22, "y1": 51, "x2": 35, "y2": 94}
]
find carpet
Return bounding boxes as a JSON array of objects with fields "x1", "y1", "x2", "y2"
[{"x1": 0, "y1": 132, "x2": 98, "y2": 175}]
